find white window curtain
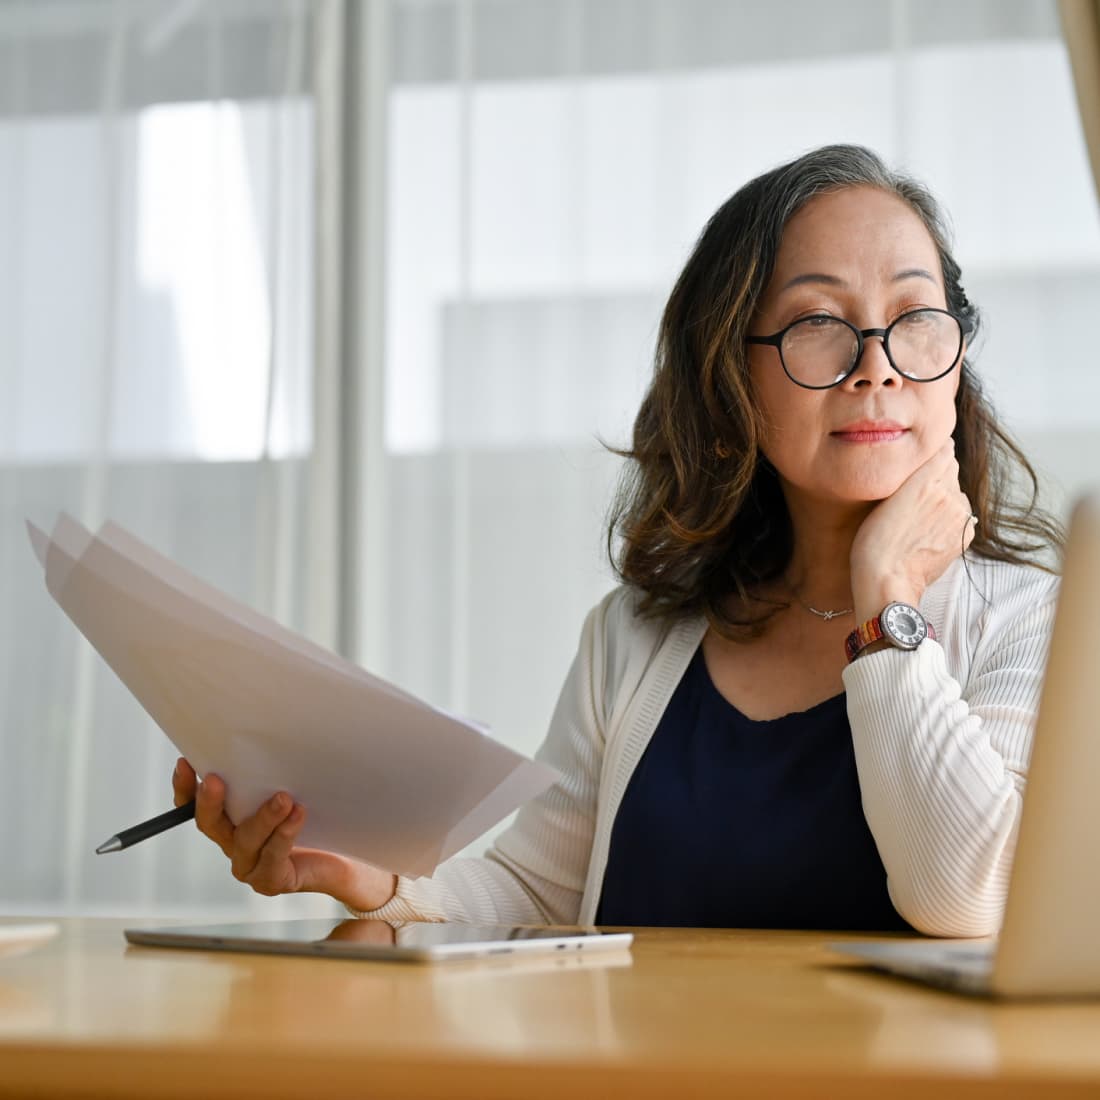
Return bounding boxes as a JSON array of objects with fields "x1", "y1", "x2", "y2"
[
  {"x1": 2, "y1": 0, "x2": 344, "y2": 917},
  {"x1": 6, "y1": 0, "x2": 1097, "y2": 919},
  {"x1": 364, "y1": 0, "x2": 1100, "y2": 857}
]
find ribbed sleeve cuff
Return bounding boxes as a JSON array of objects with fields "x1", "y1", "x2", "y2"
[
  {"x1": 344, "y1": 875, "x2": 448, "y2": 923},
  {"x1": 842, "y1": 635, "x2": 949, "y2": 701}
]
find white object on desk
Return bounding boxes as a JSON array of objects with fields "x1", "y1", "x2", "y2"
[{"x1": 0, "y1": 923, "x2": 60, "y2": 959}]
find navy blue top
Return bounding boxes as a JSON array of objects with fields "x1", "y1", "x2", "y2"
[{"x1": 596, "y1": 648, "x2": 911, "y2": 930}]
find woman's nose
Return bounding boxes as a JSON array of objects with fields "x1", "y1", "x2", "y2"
[{"x1": 846, "y1": 333, "x2": 897, "y2": 388}]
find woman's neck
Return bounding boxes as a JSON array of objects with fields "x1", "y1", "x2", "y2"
[{"x1": 782, "y1": 492, "x2": 875, "y2": 609}]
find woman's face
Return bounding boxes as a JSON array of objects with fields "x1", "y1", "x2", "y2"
[{"x1": 747, "y1": 185, "x2": 961, "y2": 507}]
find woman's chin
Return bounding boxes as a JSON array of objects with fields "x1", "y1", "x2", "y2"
[
  {"x1": 821, "y1": 475, "x2": 909, "y2": 504},
  {"x1": 777, "y1": 463, "x2": 918, "y2": 508}
]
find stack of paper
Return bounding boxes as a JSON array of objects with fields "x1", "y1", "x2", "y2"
[{"x1": 28, "y1": 516, "x2": 558, "y2": 878}]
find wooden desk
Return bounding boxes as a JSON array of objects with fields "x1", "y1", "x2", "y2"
[{"x1": 2, "y1": 918, "x2": 1099, "y2": 1099}]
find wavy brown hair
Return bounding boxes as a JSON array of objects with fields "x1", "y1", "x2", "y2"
[{"x1": 608, "y1": 144, "x2": 1063, "y2": 638}]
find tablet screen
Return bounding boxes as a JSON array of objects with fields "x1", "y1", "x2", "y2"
[{"x1": 124, "y1": 918, "x2": 633, "y2": 962}]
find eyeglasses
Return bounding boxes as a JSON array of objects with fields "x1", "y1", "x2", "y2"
[{"x1": 746, "y1": 307, "x2": 971, "y2": 390}]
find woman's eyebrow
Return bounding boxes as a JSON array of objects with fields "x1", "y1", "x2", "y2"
[
  {"x1": 778, "y1": 272, "x2": 847, "y2": 292},
  {"x1": 894, "y1": 267, "x2": 939, "y2": 284},
  {"x1": 778, "y1": 267, "x2": 938, "y2": 293}
]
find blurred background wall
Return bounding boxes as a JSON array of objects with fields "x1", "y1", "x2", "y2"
[{"x1": 2, "y1": 0, "x2": 1098, "y2": 917}]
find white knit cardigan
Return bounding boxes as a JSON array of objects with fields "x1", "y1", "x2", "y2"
[{"x1": 357, "y1": 554, "x2": 1058, "y2": 937}]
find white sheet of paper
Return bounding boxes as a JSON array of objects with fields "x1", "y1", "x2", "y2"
[{"x1": 29, "y1": 515, "x2": 559, "y2": 877}]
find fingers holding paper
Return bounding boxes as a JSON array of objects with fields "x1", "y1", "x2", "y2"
[
  {"x1": 175, "y1": 762, "x2": 237, "y2": 857},
  {"x1": 171, "y1": 756, "x2": 196, "y2": 807},
  {"x1": 190, "y1": 768, "x2": 303, "y2": 888},
  {"x1": 170, "y1": 757, "x2": 399, "y2": 910},
  {"x1": 230, "y1": 791, "x2": 305, "y2": 890}
]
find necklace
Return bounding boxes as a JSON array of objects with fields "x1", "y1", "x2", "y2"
[
  {"x1": 801, "y1": 603, "x2": 853, "y2": 622},
  {"x1": 789, "y1": 589, "x2": 854, "y2": 622}
]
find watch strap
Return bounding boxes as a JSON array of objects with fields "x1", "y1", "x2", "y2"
[{"x1": 845, "y1": 616, "x2": 886, "y2": 662}]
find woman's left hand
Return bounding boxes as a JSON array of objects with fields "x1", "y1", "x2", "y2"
[{"x1": 849, "y1": 439, "x2": 976, "y2": 622}]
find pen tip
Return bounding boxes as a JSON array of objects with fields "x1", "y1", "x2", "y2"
[{"x1": 95, "y1": 837, "x2": 122, "y2": 855}]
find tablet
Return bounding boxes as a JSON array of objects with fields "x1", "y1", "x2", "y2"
[{"x1": 124, "y1": 919, "x2": 633, "y2": 962}]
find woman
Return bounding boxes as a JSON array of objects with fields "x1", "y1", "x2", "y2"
[{"x1": 173, "y1": 145, "x2": 1062, "y2": 936}]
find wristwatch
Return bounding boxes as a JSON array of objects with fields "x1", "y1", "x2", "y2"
[{"x1": 845, "y1": 602, "x2": 936, "y2": 663}]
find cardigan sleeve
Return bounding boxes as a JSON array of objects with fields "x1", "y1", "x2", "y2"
[
  {"x1": 842, "y1": 563, "x2": 1059, "y2": 937},
  {"x1": 348, "y1": 591, "x2": 617, "y2": 925}
]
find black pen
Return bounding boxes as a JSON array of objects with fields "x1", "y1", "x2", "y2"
[{"x1": 95, "y1": 800, "x2": 197, "y2": 854}]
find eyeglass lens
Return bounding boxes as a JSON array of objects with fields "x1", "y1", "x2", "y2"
[{"x1": 780, "y1": 310, "x2": 961, "y2": 388}]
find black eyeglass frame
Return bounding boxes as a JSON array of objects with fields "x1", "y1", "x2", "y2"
[{"x1": 746, "y1": 307, "x2": 973, "y2": 391}]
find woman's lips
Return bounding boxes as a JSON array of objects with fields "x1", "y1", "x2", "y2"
[
  {"x1": 832, "y1": 429, "x2": 907, "y2": 443},
  {"x1": 831, "y1": 422, "x2": 908, "y2": 444}
]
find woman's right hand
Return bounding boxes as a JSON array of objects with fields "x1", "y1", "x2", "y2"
[
  {"x1": 172, "y1": 758, "x2": 398, "y2": 913},
  {"x1": 849, "y1": 439, "x2": 974, "y2": 624}
]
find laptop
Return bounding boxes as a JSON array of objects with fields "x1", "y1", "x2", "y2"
[{"x1": 833, "y1": 490, "x2": 1100, "y2": 998}]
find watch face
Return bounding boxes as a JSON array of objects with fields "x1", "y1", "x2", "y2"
[{"x1": 882, "y1": 603, "x2": 927, "y2": 649}]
